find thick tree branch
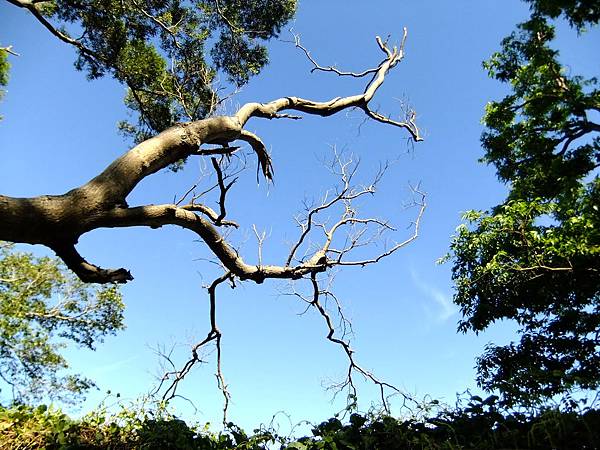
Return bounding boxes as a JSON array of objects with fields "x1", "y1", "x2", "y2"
[{"x1": 0, "y1": 33, "x2": 421, "y2": 284}]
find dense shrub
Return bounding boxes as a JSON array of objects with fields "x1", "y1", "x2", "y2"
[
  {"x1": 287, "y1": 398, "x2": 600, "y2": 449},
  {"x1": 1, "y1": 397, "x2": 599, "y2": 449},
  {"x1": 0, "y1": 403, "x2": 276, "y2": 449}
]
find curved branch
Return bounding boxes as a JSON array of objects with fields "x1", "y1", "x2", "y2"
[
  {"x1": 236, "y1": 129, "x2": 273, "y2": 181},
  {"x1": 1, "y1": 31, "x2": 421, "y2": 284},
  {"x1": 98, "y1": 204, "x2": 324, "y2": 283},
  {"x1": 235, "y1": 32, "x2": 422, "y2": 141},
  {"x1": 52, "y1": 244, "x2": 133, "y2": 283},
  {"x1": 292, "y1": 32, "x2": 381, "y2": 78}
]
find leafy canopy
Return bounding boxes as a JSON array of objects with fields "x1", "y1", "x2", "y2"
[
  {"x1": 0, "y1": 243, "x2": 125, "y2": 405},
  {"x1": 12, "y1": 0, "x2": 296, "y2": 144},
  {"x1": 449, "y1": 0, "x2": 600, "y2": 408}
]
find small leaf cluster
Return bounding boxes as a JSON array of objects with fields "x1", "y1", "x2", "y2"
[
  {"x1": 5, "y1": 396, "x2": 598, "y2": 449},
  {"x1": 0, "y1": 48, "x2": 9, "y2": 93},
  {"x1": 0, "y1": 243, "x2": 125, "y2": 405},
  {"x1": 0, "y1": 46, "x2": 10, "y2": 118}
]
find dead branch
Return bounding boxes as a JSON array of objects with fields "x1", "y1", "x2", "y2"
[
  {"x1": 154, "y1": 271, "x2": 232, "y2": 423},
  {"x1": 292, "y1": 32, "x2": 380, "y2": 78},
  {"x1": 157, "y1": 150, "x2": 425, "y2": 417},
  {"x1": 1, "y1": 30, "x2": 425, "y2": 420},
  {"x1": 0, "y1": 32, "x2": 421, "y2": 285}
]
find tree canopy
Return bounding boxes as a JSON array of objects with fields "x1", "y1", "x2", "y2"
[
  {"x1": 449, "y1": 0, "x2": 600, "y2": 407},
  {"x1": 6, "y1": 0, "x2": 296, "y2": 144},
  {"x1": 0, "y1": 243, "x2": 124, "y2": 405}
]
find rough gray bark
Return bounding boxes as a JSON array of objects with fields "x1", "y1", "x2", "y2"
[{"x1": 0, "y1": 33, "x2": 421, "y2": 284}]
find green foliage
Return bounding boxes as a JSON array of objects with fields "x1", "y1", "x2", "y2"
[
  {"x1": 0, "y1": 47, "x2": 10, "y2": 119},
  {"x1": 525, "y1": 0, "x2": 600, "y2": 28},
  {"x1": 0, "y1": 401, "x2": 279, "y2": 449},
  {"x1": 0, "y1": 243, "x2": 124, "y2": 405},
  {"x1": 2, "y1": 397, "x2": 599, "y2": 449},
  {"x1": 287, "y1": 397, "x2": 600, "y2": 449},
  {"x1": 451, "y1": 197, "x2": 599, "y2": 405},
  {"x1": 448, "y1": 2, "x2": 600, "y2": 407},
  {"x1": 481, "y1": 17, "x2": 599, "y2": 202},
  {"x1": 0, "y1": 48, "x2": 8, "y2": 92},
  {"x1": 31, "y1": 0, "x2": 296, "y2": 145}
]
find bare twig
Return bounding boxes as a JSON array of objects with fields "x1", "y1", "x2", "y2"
[
  {"x1": 155, "y1": 271, "x2": 232, "y2": 423},
  {"x1": 292, "y1": 31, "x2": 381, "y2": 78},
  {"x1": 0, "y1": 45, "x2": 19, "y2": 56}
]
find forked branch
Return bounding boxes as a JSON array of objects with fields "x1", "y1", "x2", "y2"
[
  {"x1": 154, "y1": 152, "x2": 425, "y2": 418},
  {"x1": 154, "y1": 271, "x2": 232, "y2": 423},
  {"x1": 0, "y1": 31, "x2": 421, "y2": 284}
]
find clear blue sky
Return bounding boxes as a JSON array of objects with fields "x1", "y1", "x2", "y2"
[{"x1": 1, "y1": 0, "x2": 598, "y2": 433}]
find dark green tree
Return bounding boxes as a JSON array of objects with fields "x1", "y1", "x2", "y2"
[
  {"x1": 0, "y1": 243, "x2": 124, "y2": 405},
  {"x1": 6, "y1": 0, "x2": 296, "y2": 144},
  {"x1": 449, "y1": 1, "x2": 599, "y2": 407}
]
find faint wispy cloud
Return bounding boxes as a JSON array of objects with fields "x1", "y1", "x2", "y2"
[
  {"x1": 410, "y1": 268, "x2": 457, "y2": 323},
  {"x1": 89, "y1": 354, "x2": 140, "y2": 376}
]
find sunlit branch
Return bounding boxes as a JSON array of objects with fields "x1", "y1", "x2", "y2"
[{"x1": 292, "y1": 32, "x2": 381, "y2": 78}]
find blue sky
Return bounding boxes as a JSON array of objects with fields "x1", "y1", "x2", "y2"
[{"x1": 1, "y1": 0, "x2": 599, "y2": 432}]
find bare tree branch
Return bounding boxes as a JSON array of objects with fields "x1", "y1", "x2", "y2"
[
  {"x1": 291, "y1": 31, "x2": 380, "y2": 78},
  {"x1": 286, "y1": 272, "x2": 415, "y2": 413},
  {"x1": 154, "y1": 271, "x2": 232, "y2": 422},
  {"x1": 1, "y1": 30, "x2": 425, "y2": 419},
  {"x1": 1, "y1": 33, "x2": 421, "y2": 283},
  {"x1": 155, "y1": 150, "x2": 425, "y2": 418}
]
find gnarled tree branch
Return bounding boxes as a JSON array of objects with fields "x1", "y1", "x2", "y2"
[
  {"x1": 0, "y1": 33, "x2": 421, "y2": 285},
  {"x1": 151, "y1": 149, "x2": 426, "y2": 418}
]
